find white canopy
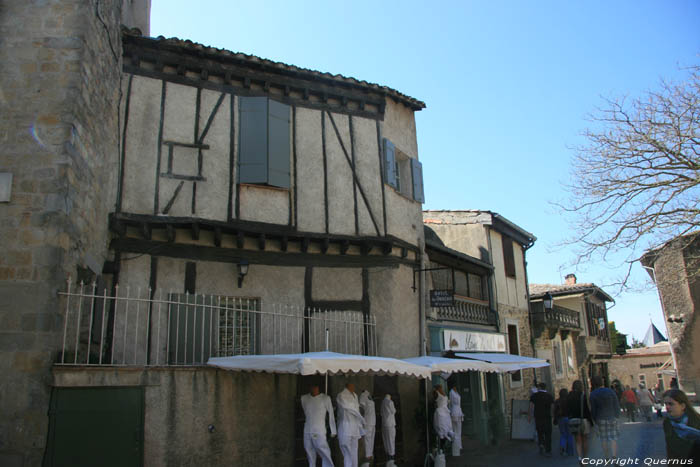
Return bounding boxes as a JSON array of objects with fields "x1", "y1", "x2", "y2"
[
  {"x1": 455, "y1": 352, "x2": 549, "y2": 371},
  {"x1": 208, "y1": 351, "x2": 432, "y2": 379},
  {"x1": 402, "y1": 355, "x2": 502, "y2": 374}
]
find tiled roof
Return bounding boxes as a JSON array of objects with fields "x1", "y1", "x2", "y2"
[
  {"x1": 622, "y1": 341, "x2": 671, "y2": 356},
  {"x1": 122, "y1": 27, "x2": 426, "y2": 111},
  {"x1": 529, "y1": 283, "x2": 614, "y2": 302}
]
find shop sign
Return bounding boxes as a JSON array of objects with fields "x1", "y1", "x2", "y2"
[
  {"x1": 443, "y1": 329, "x2": 506, "y2": 352},
  {"x1": 430, "y1": 290, "x2": 454, "y2": 307}
]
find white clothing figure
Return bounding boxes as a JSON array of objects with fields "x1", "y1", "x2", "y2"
[
  {"x1": 433, "y1": 388, "x2": 454, "y2": 441},
  {"x1": 359, "y1": 390, "x2": 376, "y2": 460},
  {"x1": 448, "y1": 386, "x2": 464, "y2": 452},
  {"x1": 337, "y1": 384, "x2": 364, "y2": 467},
  {"x1": 381, "y1": 394, "x2": 396, "y2": 458},
  {"x1": 301, "y1": 385, "x2": 336, "y2": 467}
]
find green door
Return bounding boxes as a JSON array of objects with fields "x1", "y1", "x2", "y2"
[{"x1": 44, "y1": 387, "x2": 144, "y2": 467}]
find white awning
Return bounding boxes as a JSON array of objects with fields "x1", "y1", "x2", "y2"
[
  {"x1": 208, "y1": 351, "x2": 432, "y2": 379},
  {"x1": 454, "y1": 352, "x2": 550, "y2": 371},
  {"x1": 402, "y1": 356, "x2": 502, "y2": 374}
]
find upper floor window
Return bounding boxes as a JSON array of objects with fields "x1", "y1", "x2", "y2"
[
  {"x1": 238, "y1": 96, "x2": 291, "y2": 189},
  {"x1": 383, "y1": 138, "x2": 424, "y2": 203},
  {"x1": 502, "y1": 236, "x2": 516, "y2": 278}
]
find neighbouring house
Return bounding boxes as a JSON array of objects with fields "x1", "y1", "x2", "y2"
[
  {"x1": 608, "y1": 322, "x2": 675, "y2": 392},
  {"x1": 529, "y1": 274, "x2": 614, "y2": 393},
  {"x1": 1, "y1": 2, "x2": 434, "y2": 465},
  {"x1": 423, "y1": 210, "x2": 537, "y2": 444},
  {"x1": 641, "y1": 231, "x2": 700, "y2": 401}
]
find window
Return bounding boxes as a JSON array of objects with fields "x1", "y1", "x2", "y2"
[
  {"x1": 467, "y1": 273, "x2": 484, "y2": 301},
  {"x1": 553, "y1": 341, "x2": 564, "y2": 378},
  {"x1": 507, "y1": 323, "x2": 522, "y2": 384},
  {"x1": 238, "y1": 96, "x2": 290, "y2": 189},
  {"x1": 383, "y1": 138, "x2": 424, "y2": 203},
  {"x1": 656, "y1": 374, "x2": 664, "y2": 391},
  {"x1": 565, "y1": 340, "x2": 575, "y2": 374},
  {"x1": 168, "y1": 294, "x2": 260, "y2": 364},
  {"x1": 501, "y1": 235, "x2": 516, "y2": 278},
  {"x1": 639, "y1": 374, "x2": 646, "y2": 386}
]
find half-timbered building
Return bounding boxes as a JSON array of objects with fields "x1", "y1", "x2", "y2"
[{"x1": 43, "y1": 27, "x2": 430, "y2": 466}]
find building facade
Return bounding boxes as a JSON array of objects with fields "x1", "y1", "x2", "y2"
[
  {"x1": 1, "y1": 2, "x2": 434, "y2": 465},
  {"x1": 641, "y1": 232, "x2": 700, "y2": 401},
  {"x1": 529, "y1": 275, "x2": 614, "y2": 395},
  {"x1": 608, "y1": 341, "x2": 675, "y2": 392},
  {"x1": 423, "y1": 210, "x2": 537, "y2": 443}
]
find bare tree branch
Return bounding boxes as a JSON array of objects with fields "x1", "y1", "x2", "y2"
[{"x1": 557, "y1": 65, "x2": 700, "y2": 290}]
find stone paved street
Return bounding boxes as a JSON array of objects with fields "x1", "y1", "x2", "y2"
[{"x1": 445, "y1": 418, "x2": 667, "y2": 467}]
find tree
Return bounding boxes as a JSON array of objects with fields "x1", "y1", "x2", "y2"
[
  {"x1": 560, "y1": 66, "x2": 700, "y2": 289},
  {"x1": 608, "y1": 321, "x2": 629, "y2": 355},
  {"x1": 630, "y1": 337, "x2": 646, "y2": 349}
]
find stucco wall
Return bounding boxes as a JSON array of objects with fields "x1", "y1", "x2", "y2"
[
  {"x1": 52, "y1": 367, "x2": 297, "y2": 467},
  {"x1": 120, "y1": 81, "x2": 423, "y2": 246},
  {"x1": 608, "y1": 353, "x2": 673, "y2": 391}
]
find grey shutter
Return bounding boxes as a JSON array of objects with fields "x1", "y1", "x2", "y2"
[
  {"x1": 238, "y1": 96, "x2": 268, "y2": 184},
  {"x1": 411, "y1": 158, "x2": 424, "y2": 203},
  {"x1": 383, "y1": 138, "x2": 397, "y2": 188},
  {"x1": 267, "y1": 99, "x2": 291, "y2": 189}
]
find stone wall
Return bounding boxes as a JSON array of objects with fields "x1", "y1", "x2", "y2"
[
  {"x1": 608, "y1": 352, "x2": 673, "y2": 391},
  {"x1": 0, "y1": 1, "x2": 124, "y2": 464}
]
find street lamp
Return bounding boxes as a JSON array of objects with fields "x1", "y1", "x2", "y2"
[
  {"x1": 543, "y1": 292, "x2": 554, "y2": 311},
  {"x1": 237, "y1": 259, "x2": 249, "y2": 288}
]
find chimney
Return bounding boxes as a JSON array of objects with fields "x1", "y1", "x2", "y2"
[{"x1": 565, "y1": 274, "x2": 577, "y2": 285}]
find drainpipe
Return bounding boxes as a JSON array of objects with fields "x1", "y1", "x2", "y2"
[
  {"x1": 522, "y1": 240, "x2": 537, "y2": 384},
  {"x1": 418, "y1": 235, "x2": 426, "y2": 356}
]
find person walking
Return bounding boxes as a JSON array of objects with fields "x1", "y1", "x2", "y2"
[
  {"x1": 337, "y1": 383, "x2": 365, "y2": 467},
  {"x1": 653, "y1": 383, "x2": 664, "y2": 419},
  {"x1": 528, "y1": 382, "x2": 555, "y2": 456},
  {"x1": 638, "y1": 383, "x2": 655, "y2": 422},
  {"x1": 301, "y1": 383, "x2": 337, "y2": 467},
  {"x1": 589, "y1": 376, "x2": 621, "y2": 461},
  {"x1": 662, "y1": 389, "x2": 700, "y2": 463},
  {"x1": 621, "y1": 385, "x2": 638, "y2": 422},
  {"x1": 568, "y1": 380, "x2": 593, "y2": 466},
  {"x1": 554, "y1": 388, "x2": 574, "y2": 456}
]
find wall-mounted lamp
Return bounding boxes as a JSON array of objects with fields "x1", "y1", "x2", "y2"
[
  {"x1": 543, "y1": 292, "x2": 554, "y2": 311},
  {"x1": 237, "y1": 259, "x2": 249, "y2": 288}
]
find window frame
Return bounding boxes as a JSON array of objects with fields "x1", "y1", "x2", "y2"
[{"x1": 506, "y1": 320, "x2": 523, "y2": 388}]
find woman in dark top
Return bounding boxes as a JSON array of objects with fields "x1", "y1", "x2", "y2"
[
  {"x1": 567, "y1": 380, "x2": 593, "y2": 466},
  {"x1": 662, "y1": 389, "x2": 700, "y2": 462},
  {"x1": 555, "y1": 388, "x2": 574, "y2": 456}
]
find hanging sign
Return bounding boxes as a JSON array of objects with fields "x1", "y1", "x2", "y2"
[{"x1": 430, "y1": 290, "x2": 454, "y2": 307}]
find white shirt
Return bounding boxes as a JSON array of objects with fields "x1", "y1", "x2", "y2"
[
  {"x1": 337, "y1": 388, "x2": 364, "y2": 438},
  {"x1": 359, "y1": 390, "x2": 376, "y2": 427},
  {"x1": 449, "y1": 388, "x2": 464, "y2": 419},
  {"x1": 381, "y1": 395, "x2": 396, "y2": 427},
  {"x1": 301, "y1": 393, "x2": 336, "y2": 436}
]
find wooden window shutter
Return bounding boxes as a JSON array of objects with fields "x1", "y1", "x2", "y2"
[
  {"x1": 267, "y1": 99, "x2": 291, "y2": 189},
  {"x1": 383, "y1": 138, "x2": 397, "y2": 188},
  {"x1": 411, "y1": 158, "x2": 424, "y2": 203},
  {"x1": 502, "y1": 235, "x2": 516, "y2": 278},
  {"x1": 238, "y1": 96, "x2": 269, "y2": 184}
]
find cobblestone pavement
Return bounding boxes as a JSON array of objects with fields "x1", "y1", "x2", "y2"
[{"x1": 444, "y1": 418, "x2": 667, "y2": 467}]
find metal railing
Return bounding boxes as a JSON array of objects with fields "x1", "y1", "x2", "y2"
[
  {"x1": 433, "y1": 299, "x2": 496, "y2": 326},
  {"x1": 57, "y1": 279, "x2": 377, "y2": 367}
]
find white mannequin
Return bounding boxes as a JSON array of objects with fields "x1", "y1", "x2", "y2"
[{"x1": 381, "y1": 394, "x2": 396, "y2": 463}]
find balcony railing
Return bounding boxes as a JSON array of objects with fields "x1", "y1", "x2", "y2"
[
  {"x1": 57, "y1": 279, "x2": 377, "y2": 367},
  {"x1": 432, "y1": 299, "x2": 497, "y2": 326}
]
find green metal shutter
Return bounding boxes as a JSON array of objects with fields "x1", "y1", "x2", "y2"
[
  {"x1": 267, "y1": 99, "x2": 291, "y2": 189},
  {"x1": 238, "y1": 96, "x2": 268, "y2": 184},
  {"x1": 411, "y1": 158, "x2": 424, "y2": 203},
  {"x1": 383, "y1": 138, "x2": 397, "y2": 188}
]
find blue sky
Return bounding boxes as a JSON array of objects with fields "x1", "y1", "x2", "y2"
[{"x1": 150, "y1": 1, "x2": 700, "y2": 342}]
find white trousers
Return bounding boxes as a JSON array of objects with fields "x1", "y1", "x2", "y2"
[
  {"x1": 363, "y1": 426, "x2": 375, "y2": 458},
  {"x1": 339, "y1": 435, "x2": 360, "y2": 467},
  {"x1": 304, "y1": 433, "x2": 334, "y2": 467},
  {"x1": 382, "y1": 425, "x2": 396, "y2": 456},
  {"x1": 451, "y1": 417, "x2": 463, "y2": 451}
]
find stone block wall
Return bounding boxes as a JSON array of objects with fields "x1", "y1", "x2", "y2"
[{"x1": 0, "y1": 1, "x2": 123, "y2": 464}]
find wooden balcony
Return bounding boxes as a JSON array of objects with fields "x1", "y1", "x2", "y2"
[
  {"x1": 531, "y1": 302, "x2": 581, "y2": 338},
  {"x1": 432, "y1": 299, "x2": 497, "y2": 327},
  {"x1": 576, "y1": 335, "x2": 612, "y2": 361}
]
